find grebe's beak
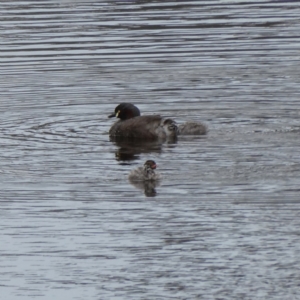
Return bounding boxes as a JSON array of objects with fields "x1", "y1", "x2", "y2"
[{"x1": 109, "y1": 110, "x2": 120, "y2": 118}]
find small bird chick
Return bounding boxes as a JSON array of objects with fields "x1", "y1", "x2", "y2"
[{"x1": 128, "y1": 160, "x2": 161, "y2": 181}]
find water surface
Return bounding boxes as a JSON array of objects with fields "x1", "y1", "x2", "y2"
[{"x1": 1, "y1": 1, "x2": 300, "y2": 299}]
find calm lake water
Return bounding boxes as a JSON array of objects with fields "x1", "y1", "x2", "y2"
[{"x1": 1, "y1": 1, "x2": 300, "y2": 299}]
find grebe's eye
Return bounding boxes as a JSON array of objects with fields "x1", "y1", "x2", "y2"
[
  {"x1": 169, "y1": 124, "x2": 177, "y2": 131},
  {"x1": 115, "y1": 110, "x2": 121, "y2": 117}
]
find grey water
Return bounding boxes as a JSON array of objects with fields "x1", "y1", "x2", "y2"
[{"x1": 1, "y1": 0, "x2": 300, "y2": 299}]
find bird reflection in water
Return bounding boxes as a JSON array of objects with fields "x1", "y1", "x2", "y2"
[{"x1": 112, "y1": 137, "x2": 177, "y2": 162}]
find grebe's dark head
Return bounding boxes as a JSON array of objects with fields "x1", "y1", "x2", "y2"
[{"x1": 108, "y1": 103, "x2": 141, "y2": 120}]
